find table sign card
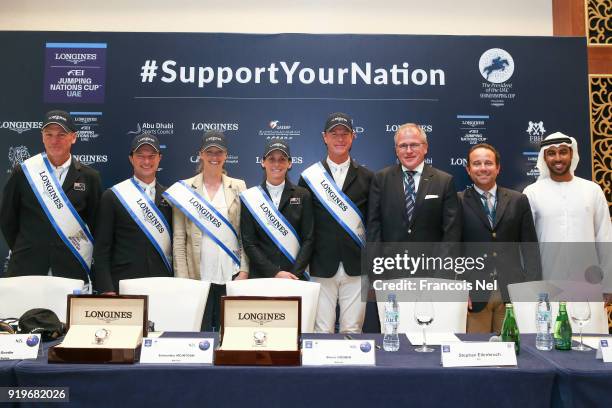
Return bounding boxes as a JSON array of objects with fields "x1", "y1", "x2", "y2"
[
  {"x1": 140, "y1": 338, "x2": 214, "y2": 364},
  {"x1": 595, "y1": 339, "x2": 612, "y2": 362},
  {"x1": 301, "y1": 339, "x2": 376, "y2": 366},
  {"x1": 0, "y1": 334, "x2": 41, "y2": 360},
  {"x1": 441, "y1": 341, "x2": 517, "y2": 367}
]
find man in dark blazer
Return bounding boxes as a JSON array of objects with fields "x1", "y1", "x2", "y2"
[
  {"x1": 460, "y1": 143, "x2": 540, "y2": 333},
  {"x1": 241, "y1": 140, "x2": 314, "y2": 280},
  {"x1": 367, "y1": 123, "x2": 461, "y2": 247},
  {"x1": 0, "y1": 110, "x2": 102, "y2": 281},
  {"x1": 93, "y1": 134, "x2": 172, "y2": 294},
  {"x1": 298, "y1": 112, "x2": 373, "y2": 333}
]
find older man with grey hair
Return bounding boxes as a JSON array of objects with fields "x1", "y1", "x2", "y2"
[{"x1": 367, "y1": 123, "x2": 461, "y2": 244}]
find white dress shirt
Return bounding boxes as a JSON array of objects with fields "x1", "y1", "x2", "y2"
[
  {"x1": 199, "y1": 184, "x2": 235, "y2": 284},
  {"x1": 326, "y1": 156, "x2": 351, "y2": 189},
  {"x1": 401, "y1": 161, "x2": 425, "y2": 195},
  {"x1": 266, "y1": 181, "x2": 285, "y2": 209}
]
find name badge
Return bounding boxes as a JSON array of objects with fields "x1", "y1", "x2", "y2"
[
  {"x1": 140, "y1": 337, "x2": 214, "y2": 364},
  {"x1": 301, "y1": 339, "x2": 375, "y2": 366},
  {"x1": 441, "y1": 342, "x2": 517, "y2": 367},
  {"x1": 74, "y1": 182, "x2": 86, "y2": 191},
  {"x1": 289, "y1": 197, "x2": 301, "y2": 205},
  {"x1": 596, "y1": 339, "x2": 612, "y2": 362},
  {"x1": 0, "y1": 334, "x2": 41, "y2": 360}
]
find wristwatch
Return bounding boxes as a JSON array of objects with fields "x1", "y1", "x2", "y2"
[
  {"x1": 94, "y1": 328, "x2": 110, "y2": 345},
  {"x1": 253, "y1": 330, "x2": 267, "y2": 346}
]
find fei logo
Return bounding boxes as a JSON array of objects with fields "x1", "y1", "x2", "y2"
[{"x1": 479, "y1": 48, "x2": 514, "y2": 84}]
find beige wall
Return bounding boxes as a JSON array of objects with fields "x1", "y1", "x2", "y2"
[{"x1": 0, "y1": 0, "x2": 552, "y2": 35}]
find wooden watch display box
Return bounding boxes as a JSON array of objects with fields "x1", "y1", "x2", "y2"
[
  {"x1": 214, "y1": 296, "x2": 301, "y2": 366},
  {"x1": 48, "y1": 295, "x2": 148, "y2": 364}
]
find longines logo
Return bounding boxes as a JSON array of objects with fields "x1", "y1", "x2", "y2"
[
  {"x1": 54, "y1": 53, "x2": 97, "y2": 65},
  {"x1": 191, "y1": 122, "x2": 239, "y2": 131},
  {"x1": 237, "y1": 312, "x2": 286, "y2": 326},
  {"x1": 256, "y1": 156, "x2": 303, "y2": 164},
  {"x1": 526, "y1": 121, "x2": 546, "y2": 144},
  {"x1": 127, "y1": 122, "x2": 174, "y2": 136},
  {"x1": 385, "y1": 124, "x2": 433, "y2": 133},
  {"x1": 74, "y1": 154, "x2": 109, "y2": 166},
  {"x1": 0, "y1": 121, "x2": 43, "y2": 134},
  {"x1": 84, "y1": 310, "x2": 132, "y2": 323},
  {"x1": 450, "y1": 158, "x2": 467, "y2": 166}
]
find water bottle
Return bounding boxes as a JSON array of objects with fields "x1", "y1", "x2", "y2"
[
  {"x1": 535, "y1": 293, "x2": 553, "y2": 351},
  {"x1": 383, "y1": 293, "x2": 400, "y2": 352}
]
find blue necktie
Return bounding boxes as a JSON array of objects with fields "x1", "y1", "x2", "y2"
[{"x1": 403, "y1": 170, "x2": 416, "y2": 224}]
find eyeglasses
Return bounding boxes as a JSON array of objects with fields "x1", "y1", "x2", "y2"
[{"x1": 396, "y1": 143, "x2": 425, "y2": 151}]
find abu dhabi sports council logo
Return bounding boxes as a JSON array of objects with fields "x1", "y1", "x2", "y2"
[
  {"x1": 7, "y1": 145, "x2": 31, "y2": 173},
  {"x1": 479, "y1": 48, "x2": 514, "y2": 84},
  {"x1": 0, "y1": 121, "x2": 43, "y2": 135},
  {"x1": 526, "y1": 121, "x2": 546, "y2": 144},
  {"x1": 127, "y1": 122, "x2": 174, "y2": 136}
]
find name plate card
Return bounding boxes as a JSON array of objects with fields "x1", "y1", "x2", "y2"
[
  {"x1": 301, "y1": 339, "x2": 376, "y2": 366},
  {"x1": 441, "y1": 341, "x2": 517, "y2": 367},
  {"x1": 596, "y1": 339, "x2": 612, "y2": 362},
  {"x1": 0, "y1": 334, "x2": 41, "y2": 360},
  {"x1": 140, "y1": 338, "x2": 214, "y2": 364}
]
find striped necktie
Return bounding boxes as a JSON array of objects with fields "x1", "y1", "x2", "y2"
[
  {"x1": 403, "y1": 170, "x2": 416, "y2": 224},
  {"x1": 480, "y1": 191, "x2": 495, "y2": 227}
]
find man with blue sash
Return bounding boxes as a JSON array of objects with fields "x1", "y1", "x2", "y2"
[
  {"x1": 299, "y1": 113, "x2": 373, "y2": 333},
  {"x1": 0, "y1": 110, "x2": 102, "y2": 284},
  {"x1": 93, "y1": 134, "x2": 172, "y2": 294}
]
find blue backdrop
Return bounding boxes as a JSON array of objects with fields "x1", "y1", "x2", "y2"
[{"x1": 0, "y1": 32, "x2": 591, "y2": 273}]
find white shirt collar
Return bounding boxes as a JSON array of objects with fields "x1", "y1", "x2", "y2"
[
  {"x1": 326, "y1": 156, "x2": 351, "y2": 171},
  {"x1": 401, "y1": 161, "x2": 425, "y2": 175},
  {"x1": 473, "y1": 183, "x2": 497, "y2": 198},
  {"x1": 54, "y1": 155, "x2": 72, "y2": 171},
  {"x1": 266, "y1": 180, "x2": 285, "y2": 193},
  {"x1": 134, "y1": 176, "x2": 156, "y2": 189}
]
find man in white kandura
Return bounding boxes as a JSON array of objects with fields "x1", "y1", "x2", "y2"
[{"x1": 523, "y1": 132, "x2": 612, "y2": 293}]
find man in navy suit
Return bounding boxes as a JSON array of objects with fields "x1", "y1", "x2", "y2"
[
  {"x1": 367, "y1": 123, "x2": 461, "y2": 245},
  {"x1": 459, "y1": 143, "x2": 540, "y2": 333}
]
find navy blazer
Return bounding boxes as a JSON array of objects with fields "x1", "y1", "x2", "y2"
[{"x1": 0, "y1": 156, "x2": 102, "y2": 280}]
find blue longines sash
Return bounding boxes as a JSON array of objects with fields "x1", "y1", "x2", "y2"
[
  {"x1": 163, "y1": 181, "x2": 240, "y2": 267},
  {"x1": 111, "y1": 179, "x2": 172, "y2": 272},
  {"x1": 301, "y1": 162, "x2": 366, "y2": 247},
  {"x1": 20, "y1": 153, "x2": 94, "y2": 280},
  {"x1": 240, "y1": 186, "x2": 301, "y2": 263}
]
